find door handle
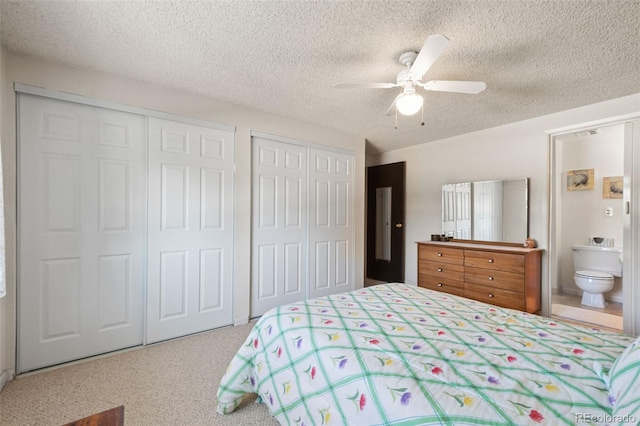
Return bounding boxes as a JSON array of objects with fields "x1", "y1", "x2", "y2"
[{"x1": 395, "y1": 223, "x2": 403, "y2": 228}]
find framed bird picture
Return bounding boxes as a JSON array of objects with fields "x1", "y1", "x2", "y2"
[
  {"x1": 566, "y1": 169, "x2": 594, "y2": 191},
  {"x1": 603, "y1": 176, "x2": 623, "y2": 199}
]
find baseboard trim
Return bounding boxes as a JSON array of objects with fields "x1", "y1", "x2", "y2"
[
  {"x1": 233, "y1": 316, "x2": 249, "y2": 326},
  {"x1": 0, "y1": 368, "x2": 15, "y2": 391},
  {"x1": 608, "y1": 295, "x2": 623, "y2": 304}
]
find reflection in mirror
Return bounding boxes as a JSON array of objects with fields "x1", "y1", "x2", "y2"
[
  {"x1": 375, "y1": 187, "x2": 392, "y2": 261},
  {"x1": 442, "y1": 178, "x2": 529, "y2": 243},
  {"x1": 442, "y1": 182, "x2": 471, "y2": 238}
]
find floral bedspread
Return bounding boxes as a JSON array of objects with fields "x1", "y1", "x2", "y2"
[{"x1": 217, "y1": 284, "x2": 635, "y2": 425}]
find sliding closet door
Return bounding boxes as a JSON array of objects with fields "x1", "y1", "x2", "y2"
[
  {"x1": 18, "y1": 94, "x2": 146, "y2": 372},
  {"x1": 147, "y1": 118, "x2": 234, "y2": 343},
  {"x1": 251, "y1": 137, "x2": 307, "y2": 317},
  {"x1": 308, "y1": 149, "x2": 355, "y2": 299}
]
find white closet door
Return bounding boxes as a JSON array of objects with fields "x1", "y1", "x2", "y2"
[
  {"x1": 18, "y1": 94, "x2": 145, "y2": 372},
  {"x1": 308, "y1": 148, "x2": 355, "y2": 299},
  {"x1": 455, "y1": 182, "x2": 472, "y2": 239},
  {"x1": 147, "y1": 118, "x2": 234, "y2": 343},
  {"x1": 251, "y1": 137, "x2": 307, "y2": 317},
  {"x1": 442, "y1": 183, "x2": 457, "y2": 237}
]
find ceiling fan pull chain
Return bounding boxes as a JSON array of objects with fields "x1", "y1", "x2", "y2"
[
  {"x1": 394, "y1": 105, "x2": 398, "y2": 129},
  {"x1": 421, "y1": 104, "x2": 425, "y2": 126}
]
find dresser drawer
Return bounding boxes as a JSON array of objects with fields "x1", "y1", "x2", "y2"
[
  {"x1": 418, "y1": 245, "x2": 464, "y2": 265},
  {"x1": 417, "y1": 241, "x2": 542, "y2": 314},
  {"x1": 465, "y1": 266, "x2": 524, "y2": 293},
  {"x1": 464, "y1": 250, "x2": 524, "y2": 273},
  {"x1": 418, "y1": 274, "x2": 465, "y2": 297},
  {"x1": 464, "y1": 285, "x2": 525, "y2": 311},
  {"x1": 418, "y1": 260, "x2": 464, "y2": 281}
]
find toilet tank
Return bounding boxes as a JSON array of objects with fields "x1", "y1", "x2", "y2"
[{"x1": 571, "y1": 245, "x2": 623, "y2": 276}]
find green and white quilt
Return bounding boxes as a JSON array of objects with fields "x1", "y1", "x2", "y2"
[{"x1": 217, "y1": 284, "x2": 636, "y2": 425}]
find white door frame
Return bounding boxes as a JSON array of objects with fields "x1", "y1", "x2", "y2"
[
  {"x1": 15, "y1": 84, "x2": 235, "y2": 133},
  {"x1": 546, "y1": 112, "x2": 640, "y2": 335}
]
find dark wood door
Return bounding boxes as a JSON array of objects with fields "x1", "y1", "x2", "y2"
[{"x1": 367, "y1": 162, "x2": 405, "y2": 282}]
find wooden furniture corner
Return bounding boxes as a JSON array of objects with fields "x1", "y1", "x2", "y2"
[{"x1": 63, "y1": 406, "x2": 124, "y2": 426}]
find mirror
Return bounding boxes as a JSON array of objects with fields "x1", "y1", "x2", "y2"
[
  {"x1": 442, "y1": 178, "x2": 529, "y2": 243},
  {"x1": 375, "y1": 187, "x2": 392, "y2": 261}
]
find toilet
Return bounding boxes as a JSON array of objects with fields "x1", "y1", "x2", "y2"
[{"x1": 572, "y1": 245, "x2": 622, "y2": 308}]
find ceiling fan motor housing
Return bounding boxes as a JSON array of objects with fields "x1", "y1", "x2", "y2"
[
  {"x1": 397, "y1": 51, "x2": 419, "y2": 84},
  {"x1": 399, "y1": 51, "x2": 418, "y2": 67}
]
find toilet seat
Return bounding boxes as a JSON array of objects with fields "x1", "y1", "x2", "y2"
[{"x1": 575, "y1": 270, "x2": 613, "y2": 280}]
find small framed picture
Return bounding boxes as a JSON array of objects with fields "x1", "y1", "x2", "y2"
[
  {"x1": 603, "y1": 176, "x2": 623, "y2": 199},
  {"x1": 567, "y1": 169, "x2": 594, "y2": 191}
]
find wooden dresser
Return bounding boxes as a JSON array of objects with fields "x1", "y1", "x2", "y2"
[{"x1": 417, "y1": 240, "x2": 542, "y2": 313}]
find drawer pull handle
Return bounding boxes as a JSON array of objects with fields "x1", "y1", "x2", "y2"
[
  {"x1": 437, "y1": 268, "x2": 443, "y2": 272},
  {"x1": 437, "y1": 253, "x2": 443, "y2": 257},
  {"x1": 488, "y1": 276, "x2": 494, "y2": 281},
  {"x1": 437, "y1": 283, "x2": 443, "y2": 287},
  {"x1": 488, "y1": 293, "x2": 494, "y2": 298},
  {"x1": 488, "y1": 259, "x2": 494, "y2": 263}
]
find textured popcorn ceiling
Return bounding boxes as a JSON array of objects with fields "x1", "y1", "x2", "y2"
[{"x1": 1, "y1": 1, "x2": 638, "y2": 153}]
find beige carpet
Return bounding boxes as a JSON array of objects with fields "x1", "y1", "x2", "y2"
[
  {"x1": 0, "y1": 321, "x2": 278, "y2": 426},
  {"x1": 552, "y1": 303, "x2": 623, "y2": 330}
]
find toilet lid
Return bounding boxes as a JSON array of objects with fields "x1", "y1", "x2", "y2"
[{"x1": 575, "y1": 270, "x2": 613, "y2": 279}]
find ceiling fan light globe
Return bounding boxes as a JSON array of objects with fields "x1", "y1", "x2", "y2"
[{"x1": 396, "y1": 93, "x2": 423, "y2": 116}]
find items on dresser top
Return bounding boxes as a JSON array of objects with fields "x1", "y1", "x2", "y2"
[{"x1": 417, "y1": 240, "x2": 542, "y2": 313}]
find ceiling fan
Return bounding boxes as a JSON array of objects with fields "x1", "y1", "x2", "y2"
[{"x1": 333, "y1": 34, "x2": 486, "y2": 123}]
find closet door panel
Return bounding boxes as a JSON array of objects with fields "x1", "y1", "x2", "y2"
[
  {"x1": 308, "y1": 149, "x2": 355, "y2": 299},
  {"x1": 161, "y1": 164, "x2": 189, "y2": 231},
  {"x1": 201, "y1": 169, "x2": 224, "y2": 229},
  {"x1": 251, "y1": 138, "x2": 307, "y2": 317},
  {"x1": 284, "y1": 242, "x2": 302, "y2": 294},
  {"x1": 147, "y1": 118, "x2": 233, "y2": 343},
  {"x1": 18, "y1": 95, "x2": 145, "y2": 373},
  {"x1": 98, "y1": 254, "x2": 132, "y2": 330},
  {"x1": 200, "y1": 249, "x2": 223, "y2": 310}
]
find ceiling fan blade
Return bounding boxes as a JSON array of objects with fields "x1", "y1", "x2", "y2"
[
  {"x1": 423, "y1": 80, "x2": 486, "y2": 94},
  {"x1": 384, "y1": 93, "x2": 402, "y2": 116},
  {"x1": 332, "y1": 82, "x2": 398, "y2": 89},
  {"x1": 410, "y1": 34, "x2": 450, "y2": 80}
]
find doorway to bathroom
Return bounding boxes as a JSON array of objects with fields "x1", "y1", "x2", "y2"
[{"x1": 549, "y1": 119, "x2": 638, "y2": 333}]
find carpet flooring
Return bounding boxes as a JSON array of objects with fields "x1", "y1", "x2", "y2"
[{"x1": 0, "y1": 321, "x2": 278, "y2": 426}]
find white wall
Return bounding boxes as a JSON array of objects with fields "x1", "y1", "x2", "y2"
[
  {"x1": 369, "y1": 93, "x2": 640, "y2": 319},
  {"x1": 557, "y1": 125, "x2": 624, "y2": 301},
  {"x1": 0, "y1": 52, "x2": 366, "y2": 381}
]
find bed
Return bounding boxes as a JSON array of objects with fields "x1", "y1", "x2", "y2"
[{"x1": 217, "y1": 284, "x2": 640, "y2": 425}]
